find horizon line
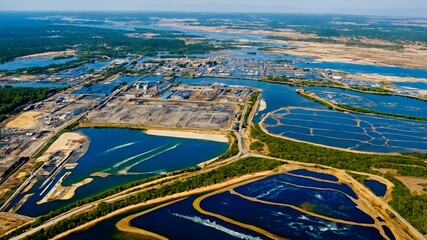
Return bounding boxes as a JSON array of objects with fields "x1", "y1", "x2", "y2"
[{"x1": 1, "y1": 10, "x2": 427, "y2": 19}]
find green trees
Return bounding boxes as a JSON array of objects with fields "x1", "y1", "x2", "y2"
[
  {"x1": 217, "y1": 134, "x2": 239, "y2": 161},
  {"x1": 242, "y1": 92, "x2": 259, "y2": 128},
  {"x1": 385, "y1": 174, "x2": 427, "y2": 234},
  {"x1": 0, "y1": 86, "x2": 54, "y2": 122}
]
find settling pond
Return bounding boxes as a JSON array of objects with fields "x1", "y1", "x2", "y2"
[
  {"x1": 8, "y1": 128, "x2": 228, "y2": 217},
  {"x1": 63, "y1": 170, "x2": 394, "y2": 240}
]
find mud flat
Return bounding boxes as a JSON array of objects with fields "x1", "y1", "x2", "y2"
[
  {"x1": 144, "y1": 129, "x2": 228, "y2": 143},
  {"x1": 5, "y1": 111, "x2": 45, "y2": 129}
]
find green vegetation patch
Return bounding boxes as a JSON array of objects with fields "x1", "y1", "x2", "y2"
[
  {"x1": 216, "y1": 133, "x2": 239, "y2": 161},
  {"x1": 0, "y1": 86, "x2": 55, "y2": 123}
]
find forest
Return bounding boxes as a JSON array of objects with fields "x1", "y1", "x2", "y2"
[
  {"x1": 0, "y1": 23, "x2": 215, "y2": 70},
  {"x1": 0, "y1": 86, "x2": 55, "y2": 123}
]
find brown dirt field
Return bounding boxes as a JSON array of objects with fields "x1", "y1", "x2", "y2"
[
  {"x1": 0, "y1": 212, "x2": 33, "y2": 235},
  {"x1": 43, "y1": 132, "x2": 87, "y2": 156},
  {"x1": 395, "y1": 176, "x2": 427, "y2": 195},
  {"x1": 16, "y1": 50, "x2": 76, "y2": 59},
  {"x1": 5, "y1": 111, "x2": 45, "y2": 129},
  {"x1": 376, "y1": 168, "x2": 427, "y2": 195}
]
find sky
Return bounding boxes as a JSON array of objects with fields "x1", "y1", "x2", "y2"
[{"x1": 1, "y1": 0, "x2": 427, "y2": 17}]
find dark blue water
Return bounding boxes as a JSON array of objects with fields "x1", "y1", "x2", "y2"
[
  {"x1": 234, "y1": 175, "x2": 374, "y2": 223},
  {"x1": 142, "y1": 75, "x2": 164, "y2": 82},
  {"x1": 61, "y1": 205, "x2": 155, "y2": 240},
  {"x1": 0, "y1": 82, "x2": 70, "y2": 88},
  {"x1": 15, "y1": 128, "x2": 228, "y2": 217},
  {"x1": 0, "y1": 57, "x2": 77, "y2": 71},
  {"x1": 393, "y1": 81, "x2": 427, "y2": 91},
  {"x1": 364, "y1": 180, "x2": 387, "y2": 197},
  {"x1": 116, "y1": 76, "x2": 140, "y2": 84},
  {"x1": 305, "y1": 86, "x2": 427, "y2": 118},
  {"x1": 201, "y1": 192, "x2": 384, "y2": 240},
  {"x1": 131, "y1": 196, "x2": 267, "y2": 240},
  {"x1": 289, "y1": 169, "x2": 339, "y2": 182},
  {"x1": 296, "y1": 60, "x2": 427, "y2": 79},
  {"x1": 83, "y1": 61, "x2": 112, "y2": 71},
  {"x1": 272, "y1": 174, "x2": 358, "y2": 199},
  {"x1": 264, "y1": 108, "x2": 427, "y2": 153},
  {"x1": 382, "y1": 225, "x2": 396, "y2": 240}
]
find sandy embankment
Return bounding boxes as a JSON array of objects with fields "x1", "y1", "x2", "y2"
[
  {"x1": 144, "y1": 129, "x2": 229, "y2": 143},
  {"x1": 60, "y1": 178, "x2": 93, "y2": 200},
  {"x1": 258, "y1": 99, "x2": 267, "y2": 111},
  {"x1": 115, "y1": 199, "x2": 182, "y2": 240},
  {"x1": 42, "y1": 132, "x2": 88, "y2": 157},
  {"x1": 35, "y1": 132, "x2": 89, "y2": 203},
  {"x1": 5, "y1": 111, "x2": 45, "y2": 129},
  {"x1": 348, "y1": 73, "x2": 427, "y2": 83},
  {"x1": 16, "y1": 50, "x2": 76, "y2": 59}
]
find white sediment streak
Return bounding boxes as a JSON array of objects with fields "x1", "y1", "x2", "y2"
[
  {"x1": 112, "y1": 145, "x2": 165, "y2": 169},
  {"x1": 39, "y1": 177, "x2": 55, "y2": 196},
  {"x1": 103, "y1": 141, "x2": 140, "y2": 154},
  {"x1": 117, "y1": 143, "x2": 180, "y2": 174},
  {"x1": 172, "y1": 213, "x2": 262, "y2": 240}
]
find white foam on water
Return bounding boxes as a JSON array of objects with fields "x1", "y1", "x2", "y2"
[
  {"x1": 112, "y1": 145, "x2": 165, "y2": 169},
  {"x1": 255, "y1": 185, "x2": 283, "y2": 199},
  {"x1": 118, "y1": 143, "x2": 180, "y2": 174},
  {"x1": 104, "y1": 141, "x2": 140, "y2": 154},
  {"x1": 172, "y1": 213, "x2": 263, "y2": 240}
]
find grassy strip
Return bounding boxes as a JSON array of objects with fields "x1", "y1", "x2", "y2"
[
  {"x1": 242, "y1": 92, "x2": 260, "y2": 128},
  {"x1": 9, "y1": 157, "x2": 283, "y2": 240},
  {"x1": 252, "y1": 123, "x2": 427, "y2": 234},
  {"x1": 216, "y1": 133, "x2": 239, "y2": 161},
  {"x1": 350, "y1": 86, "x2": 393, "y2": 93}
]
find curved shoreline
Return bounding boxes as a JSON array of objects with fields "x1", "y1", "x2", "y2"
[
  {"x1": 144, "y1": 129, "x2": 229, "y2": 143},
  {"x1": 115, "y1": 199, "x2": 183, "y2": 240}
]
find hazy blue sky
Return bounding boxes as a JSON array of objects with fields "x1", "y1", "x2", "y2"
[{"x1": 1, "y1": 0, "x2": 427, "y2": 17}]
